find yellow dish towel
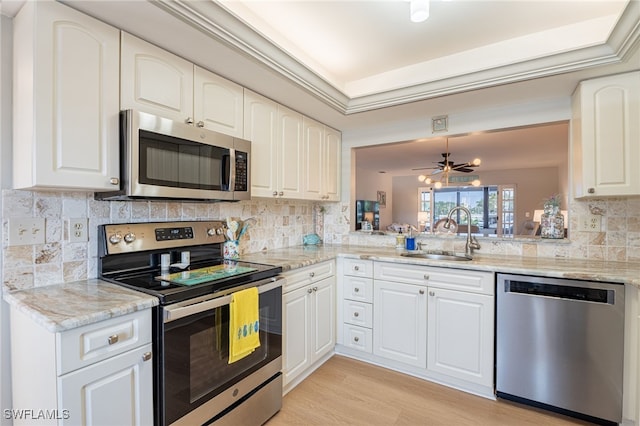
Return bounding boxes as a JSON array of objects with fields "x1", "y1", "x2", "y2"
[{"x1": 228, "y1": 287, "x2": 260, "y2": 364}]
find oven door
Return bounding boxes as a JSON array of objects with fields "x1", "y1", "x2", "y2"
[{"x1": 160, "y1": 277, "x2": 283, "y2": 425}]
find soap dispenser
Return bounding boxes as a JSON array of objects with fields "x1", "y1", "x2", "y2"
[{"x1": 395, "y1": 230, "x2": 405, "y2": 249}]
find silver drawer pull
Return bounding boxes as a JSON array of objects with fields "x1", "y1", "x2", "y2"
[
  {"x1": 308, "y1": 288, "x2": 313, "y2": 294},
  {"x1": 424, "y1": 274, "x2": 429, "y2": 280},
  {"x1": 313, "y1": 287, "x2": 318, "y2": 292},
  {"x1": 354, "y1": 337, "x2": 360, "y2": 342},
  {"x1": 429, "y1": 291, "x2": 435, "y2": 296},
  {"x1": 142, "y1": 352, "x2": 152, "y2": 362},
  {"x1": 354, "y1": 287, "x2": 360, "y2": 293},
  {"x1": 354, "y1": 266, "x2": 360, "y2": 271},
  {"x1": 419, "y1": 289, "x2": 425, "y2": 295},
  {"x1": 354, "y1": 312, "x2": 359, "y2": 317},
  {"x1": 309, "y1": 272, "x2": 315, "y2": 278},
  {"x1": 108, "y1": 334, "x2": 119, "y2": 345}
]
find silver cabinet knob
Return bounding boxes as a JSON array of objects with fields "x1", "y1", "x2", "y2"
[
  {"x1": 108, "y1": 334, "x2": 119, "y2": 345},
  {"x1": 588, "y1": 187, "x2": 595, "y2": 194},
  {"x1": 108, "y1": 234, "x2": 122, "y2": 245},
  {"x1": 309, "y1": 272, "x2": 315, "y2": 278},
  {"x1": 196, "y1": 121, "x2": 205, "y2": 128},
  {"x1": 354, "y1": 266, "x2": 360, "y2": 271},
  {"x1": 142, "y1": 352, "x2": 152, "y2": 362},
  {"x1": 313, "y1": 287, "x2": 318, "y2": 292},
  {"x1": 353, "y1": 312, "x2": 359, "y2": 317},
  {"x1": 185, "y1": 117, "x2": 194, "y2": 125},
  {"x1": 109, "y1": 177, "x2": 119, "y2": 185},
  {"x1": 429, "y1": 291, "x2": 435, "y2": 296},
  {"x1": 123, "y1": 233, "x2": 136, "y2": 243},
  {"x1": 419, "y1": 289, "x2": 425, "y2": 295},
  {"x1": 279, "y1": 191, "x2": 284, "y2": 196},
  {"x1": 273, "y1": 191, "x2": 278, "y2": 196},
  {"x1": 354, "y1": 337, "x2": 360, "y2": 342},
  {"x1": 423, "y1": 274, "x2": 429, "y2": 280},
  {"x1": 354, "y1": 287, "x2": 360, "y2": 293},
  {"x1": 307, "y1": 288, "x2": 313, "y2": 294}
]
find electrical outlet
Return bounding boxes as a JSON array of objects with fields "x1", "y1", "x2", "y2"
[
  {"x1": 578, "y1": 214, "x2": 601, "y2": 232},
  {"x1": 69, "y1": 218, "x2": 88, "y2": 242},
  {"x1": 8, "y1": 218, "x2": 46, "y2": 246}
]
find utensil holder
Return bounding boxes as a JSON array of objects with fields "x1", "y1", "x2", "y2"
[{"x1": 223, "y1": 240, "x2": 240, "y2": 259}]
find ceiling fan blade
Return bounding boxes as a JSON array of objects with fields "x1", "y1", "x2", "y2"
[
  {"x1": 411, "y1": 166, "x2": 438, "y2": 171},
  {"x1": 455, "y1": 167, "x2": 475, "y2": 173},
  {"x1": 431, "y1": 169, "x2": 443, "y2": 175}
]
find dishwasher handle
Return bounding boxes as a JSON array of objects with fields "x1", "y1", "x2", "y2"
[{"x1": 506, "y1": 280, "x2": 615, "y2": 305}]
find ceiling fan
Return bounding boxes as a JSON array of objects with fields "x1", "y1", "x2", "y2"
[
  {"x1": 414, "y1": 138, "x2": 481, "y2": 188},
  {"x1": 412, "y1": 138, "x2": 481, "y2": 174}
]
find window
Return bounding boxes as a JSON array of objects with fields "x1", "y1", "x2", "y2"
[{"x1": 419, "y1": 185, "x2": 511, "y2": 234}]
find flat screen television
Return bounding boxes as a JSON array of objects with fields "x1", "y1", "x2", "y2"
[{"x1": 355, "y1": 200, "x2": 380, "y2": 230}]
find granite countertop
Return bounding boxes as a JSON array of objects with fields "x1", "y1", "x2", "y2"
[
  {"x1": 3, "y1": 279, "x2": 158, "y2": 333},
  {"x1": 239, "y1": 244, "x2": 640, "y2": 287}
]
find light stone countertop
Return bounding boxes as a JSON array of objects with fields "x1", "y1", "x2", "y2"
[
  {"x1": 239, "y1": 244, "x2": 640, "y2": 287},
  {"x1": 5, "y1": 245, "x2": 639, "y2": 333},
  {"x1": 3, "y1": 279, "x2": 159, "y2": 333}
]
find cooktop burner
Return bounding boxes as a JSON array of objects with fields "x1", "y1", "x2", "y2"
[{"x1": 98, "y1": 221, "x2": 282, "y2": 304}]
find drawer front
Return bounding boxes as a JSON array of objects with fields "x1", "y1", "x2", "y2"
[
  {"x1": 58, "y1": 309, "x2": 152, "y2": 375},
  {"x1": 282, "y1": 260, "x2": 335, "y2": 294},
  {"x1": 374, "y1": 261, "x2": 493, "y2": 294},
  {"x1": 343, "y1": 276, "x2": 373, "y2": 303},
  {"x1": 374, "y1": 262, "x2": 430, "y2": 287},
  {"x1": 343, "y1": 258, "x2": 373, "y2": 278},
  {"x1": 343, "y1": 300, "x2": 373, "y2": 328},
  {"x1": 342, "y1": 324, "x2": 372, "y2": 353}
]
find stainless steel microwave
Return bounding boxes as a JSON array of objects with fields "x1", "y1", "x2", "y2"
[{"x1": 96, "y1": 110, "x2": 250, "y2": 202}]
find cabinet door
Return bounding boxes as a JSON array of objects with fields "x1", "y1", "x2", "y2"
[
  {"x1": 427, "y1": 288, "x2": 494, "y2": 387},
  {"x1": 13, "y1": 1, "x2": 120, "y2": 191},
  {"x1": 373, "y1": 280, "x2": 427, "y2": 368},
  {"x1": 303, "y1": 117, "x2": 324, "y2": 200},
  {"x1": 121, "y1": 32, "x2": 194, "y2": 123},
  {"x1": 312, "y1": 277, "x2": 336, "y2": 360},
  {"x1": 194, "y1": 66, "x2": 244, "y2": 137},
  {"x1": 282, "y1": 285, "x2": 312, "y2": 386},
  {"x1": 573, "y1": 71, "x2": 640, "y2": 197},
  {"x1": 323, "y1": 126, "x2": 341, "y2": 201},
  {"x1": 277, "y1": 106, "x2": 305, "y2": 199},
  {"x1": 59, "y1": 344, "x2": 153, "y2": 426},
  {"x1": 245, "y1": 90, "x2": 279, "y2": 198}
]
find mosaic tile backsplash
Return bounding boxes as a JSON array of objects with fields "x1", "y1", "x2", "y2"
[{"x1": 2, "y1": 189, "x2": 639, "y2": 291}]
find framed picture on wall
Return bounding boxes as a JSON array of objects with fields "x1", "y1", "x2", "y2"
[{"x1": 377, "y1": 191, "x2": 386, "y2": 207}]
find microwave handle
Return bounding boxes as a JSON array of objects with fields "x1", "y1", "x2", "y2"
[
  {"x1": 229, "y1": 149, "x2": 236, "y2": 192},
  {"x1": 163, "y1": 276, "x2": 283, "y2": 323}
]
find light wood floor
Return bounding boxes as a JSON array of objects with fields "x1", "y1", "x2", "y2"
[{"x1": 267, "y1": 355, "x2": 593, "y2": 425}]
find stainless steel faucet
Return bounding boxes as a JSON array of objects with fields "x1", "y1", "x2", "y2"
[{"x1": 445, "y1": 206, "x2": 480, "y2": 257}]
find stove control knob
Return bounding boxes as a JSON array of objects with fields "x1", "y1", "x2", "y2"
[
  {"x1": 216, "y1": 228, "x2": 225, "y2": 235},
  {"x1": 123, "y1": 233, "x2": 136, "y2": 244},
  {"x1": 109, "y1": 234, "x2": 122, "y2": 244},
  {"x1": 207, "y1": 228, "x2": 215, "y2": 236}
]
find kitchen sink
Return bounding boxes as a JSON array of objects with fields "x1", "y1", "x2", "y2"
[{"x1": 400, "y1": 252, "x2": 472, "y2": 261}]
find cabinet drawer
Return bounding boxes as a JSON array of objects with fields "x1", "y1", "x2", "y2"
[
  {"x1": 374, "y1": 262, "x2": 493, "y2": 294},
  {"x1": 282, "y1": 260, "x2": 335, "y2": 294},
  {"x1": 57, "y1": 310, "x2": 152, "y2": 375},
  {"x1": 342, "y1": 324, "x2": 372, "y2": 353},
  {"x1": 343, "y1": 300, "x2": 373, "y2": 328},
  {"x1": 343, "y1": 258, "x2": 373, "y2": 278},
  {"x1": 343, "y1": 276, "x2": 373, "y2": 303}
]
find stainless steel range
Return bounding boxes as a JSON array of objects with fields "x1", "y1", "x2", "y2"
[{"x1": 98, "y1": 221, "x2": 283, "y2": 426}]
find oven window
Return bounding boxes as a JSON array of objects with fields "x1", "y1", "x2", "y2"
[
  {"x1": 162, "y1": 287, "x2": 282, "y2": 424},
  {"x1": 139, "y1": 130, "x2": 230, "y2": 191}
]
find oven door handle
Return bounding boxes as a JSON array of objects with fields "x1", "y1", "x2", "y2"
[{"x1": 163, "y1": 276, "x2": 283, "y2": 323}]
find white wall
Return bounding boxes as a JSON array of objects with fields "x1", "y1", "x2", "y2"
[{"x1": 0, "y1": 13, "x2": 13, "y2": 426}]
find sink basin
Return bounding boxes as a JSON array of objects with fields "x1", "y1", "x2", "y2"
[{"x1": 400, "y1": 252, "x2": 472, "y2": 261}]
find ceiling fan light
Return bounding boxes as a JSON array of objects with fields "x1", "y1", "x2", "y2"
[
  {"x1": 418, "y1": 174, "x2": 426, "y2": 182},
  {"x1": 410, "y1": 0, "x2": 429, "y2": 23},
  {"x1": 425, "y1": 177, "x2": 432, "y2": 184},
  {"x1": 472, "y1": 158, "x2": 481, "y2": 166},
  {"x1": 471, "y1": 179, "x2": 481, "y2": 187},
  {"x1": 434, "y1": 181, "x2": 443, "y2": 189}
]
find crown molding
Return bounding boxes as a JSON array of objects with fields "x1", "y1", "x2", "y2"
[{"x1": 155, "y1": 0, "x2": 639, "y2": 116}]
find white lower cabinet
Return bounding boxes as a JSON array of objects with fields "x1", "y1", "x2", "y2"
[
  {"x1": 373, "y1": 280, "x2": 427, "y2": 368},
  {"x1": 10, "y1": 308, "x2": 153, "y2": 426},
  {"x1": 337, "y1": 259, "x2": 495, "y2": 398},
  {"x1": 427, "y1": 287, "x2": 494, "y2": 387},
  {"x1": 282, "y1": 261, "x2": 336, "y2": 393}
]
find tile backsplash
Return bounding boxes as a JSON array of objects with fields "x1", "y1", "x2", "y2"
[
  {"x1": 1, "y1": 190, "x2": 318, "y2": 291},
  {"x1": 2, "y1": 189, "x2": 639, "y2": 291}
]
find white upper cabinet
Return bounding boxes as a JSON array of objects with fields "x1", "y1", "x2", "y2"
[
  {"x1": 194, "y1": 66, "x2": 244, "y2": 137},
  {"x1": 13, "y1": 0, "x2": 120, "y2": 191},
  {"x1": 277, "y1": 105, "x2": 305, "y2": 198},
  {"x1": 121, "y1": 34, "x2": 244, "y2": 137},
  {"x1": 303, "y1": 117, "x2": 341, "y2": 201},
  {"x1": 121, "y1": 32, "x2": 194, "y2": 124},
  {"x1": 572, "y1": 71, "x2": 640, "y2": 198}
]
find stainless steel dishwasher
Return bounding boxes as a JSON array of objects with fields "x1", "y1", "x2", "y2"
[{"x1": 496, "y1": 273, "x2": 625, "y2": 425}]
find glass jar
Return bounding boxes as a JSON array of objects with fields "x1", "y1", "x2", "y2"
[{"x1": 541, "y1": 205, "x2": 564, "y2": 239}]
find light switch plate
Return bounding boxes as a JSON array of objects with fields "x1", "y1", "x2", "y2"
[{"x1": 8, "y1": 218, "x2": 46, "y2": 246}]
